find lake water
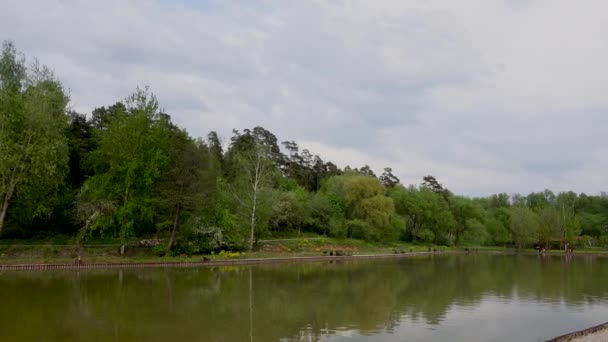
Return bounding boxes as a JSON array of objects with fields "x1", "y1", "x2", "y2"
[{"x1": 1, "y1": 254, "x2": 607, "y2": 341}]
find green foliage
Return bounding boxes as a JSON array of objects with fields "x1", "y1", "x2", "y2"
[
  {"x1": 510, "y1": 207, "x2": 539, "y2": 248},
  {"x1": 461, "y1": 219, "x2": 488, "y2": 246},
  {"x1": 448, "y1": 195, "x2": 484, "y2": 244},
  {"x1": 579, "y1": 213, "x2": 606, "y2": 237},
  {"x1": 269, "y1": 189, "x2": 307, "y2": 233},
  {"x1": 485, "y1": 216, "x2": 511, "y2": 245},
  {"x1": 0, "y1": 41, "x2": 70, "y2": 234},
  {"x1": 303, "y1": 194, "x2": 333, "y2": 235},
  {"x1": 319, "y1": 174, "x2": 399, "y2": 242},
  {"x1": 414, "y1": 229, "x2": 435, "y2": 243},
  {"x1": 181, "y1": 225, "x2": 224, "y2": 255},
  {"x1": 390, "y1": 186, "x2": 456, "y2": 245},
  {"x1": 76, "y1": 87, "x2": 170, "y2": 244},
  {"x1": 225, "y1": 135, "x2": 279, "y2": 250}
]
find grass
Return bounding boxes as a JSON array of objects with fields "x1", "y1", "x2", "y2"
[{"x1": 0, "y1": 235, "x2": 605, "y2": 265}]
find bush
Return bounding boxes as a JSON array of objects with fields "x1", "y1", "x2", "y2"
[
  {"x1": 218, "y1": 250, "x2": 243, "y2": 258},
  {"x1": 175, "y1": 215, "x2": 226, "y2": 255},
  {"x1": 153, "y1": 244, "x2": 167, "y2": 256},
  {"x1": 184, "y1": 225, "x2": 224, "y2": 254},
  {"x1": 347, "y1": 219, "x2": 382, "y2": 241}
]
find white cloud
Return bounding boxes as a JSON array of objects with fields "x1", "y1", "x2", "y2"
[{"x1": 2, "y1": 0, "x2": 607, "y2": 195}]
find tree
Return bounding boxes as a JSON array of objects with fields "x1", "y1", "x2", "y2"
[
  {"x1": 318, "y1": 174, "x2": 400, "y2": 241},
  {"x1": 461, "y1": 219, "x2": 488, "y2": 246},
  {"x1": 390, "y1": 185, "x2": 456, "y2": 244},
  {"x1": 76, "y1": 87, "x2": 170, "y2": 253},
  {"x1": 510, "y1": 207, "x2": 539, "y2": 249},
  {"x1": 342, "y1": 175, "x2": 398, "y2": 241},
  {"x1": 380, "y1": 167, "x2": 400, "y2": 188},
  {"x1": 449, "y1": 196, "x2": 484, "y2": 245},
  {"x1": 269, "y1": 188, "x2": 307, "y2": 234},
  {"x1": 0, "y1": 41, "x2": 69, "y2": 235},
  {"x1": 485, "y1": 215, "x2": 511, "y2": 246},
  {"x1": 535, "y1": 192, "x2": 581, "y2": 248},
  {"x1": 90, "y1": 102, "x2": 127, "y2": 129},
  {"x1": 421, "y1": 175, "x2": 450, "y2": 198},
  {"x1": 358, "y1": 165, "x2": 376, "y2": 178},
  {"x1": 281, "y1": 141, "x2": 335, "y2": 192},
  {"x1": 526, "y1": 189, "x2": 555, "y2": 210},
  {"x1": 227, "y1": 137, "x2": 277, "y2": 251},
  {"x1": 556, "y1": 191, "x2": 581, "y2": 243},
  {"x1": 158, "y1": 127, "x2": 211, "y2": 255},
  {"x1": 66, "y1": 111, "x2": 94, "y2": 189},
  {"x1": 207, "y1": 131, "x2": 224, "y2": 172}
]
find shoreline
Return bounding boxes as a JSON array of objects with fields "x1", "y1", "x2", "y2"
[
  {"x1": 547, "y1": 322, "x2": 608, "y2": 342},
  {"x1": 0, "y1": 250, "x2": 505, "y2": 271},
  {"x1": 1, "y1": 247, "x2": 606, "y2": 271}
]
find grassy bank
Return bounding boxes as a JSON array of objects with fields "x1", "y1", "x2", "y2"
[{"x1": 0, "y1": 236, "x2": 605, "y2": 265}]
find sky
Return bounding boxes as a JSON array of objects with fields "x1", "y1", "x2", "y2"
[{"x1": 1, "y1": 0, "x2": 607, "y2": 196}]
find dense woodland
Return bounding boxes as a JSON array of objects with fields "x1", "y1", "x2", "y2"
[{"x1": 2, "y1": 41, "x2": 608, "y2": 255}]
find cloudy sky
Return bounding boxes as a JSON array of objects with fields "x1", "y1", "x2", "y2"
[{"x1": 2, "y1": 0, "x2": 607, "y2": 196}]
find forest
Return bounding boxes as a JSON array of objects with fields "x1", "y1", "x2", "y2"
[{"x1": 2, "y1": 40, "x2": 608, "y2": 255}]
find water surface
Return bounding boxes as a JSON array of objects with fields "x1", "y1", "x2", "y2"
[{"x1": 1, "y1": 254, "x2": 607, "y2": 341}]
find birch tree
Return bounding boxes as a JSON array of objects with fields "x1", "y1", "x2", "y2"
[
  {"x1": 0, "y1": 41, "x2": 69, "y2": 235},
  {"x1": 228, "y1": 139, "x2": 275, "y2": 251}
]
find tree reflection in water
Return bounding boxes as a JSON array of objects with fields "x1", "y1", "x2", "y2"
[{"x1": 0, "y1": 254, "x2": 607, "y2": 341}]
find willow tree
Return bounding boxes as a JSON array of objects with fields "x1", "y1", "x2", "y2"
[{"x1": 0, "y1": 41, "x2": 69, "y2": 235}]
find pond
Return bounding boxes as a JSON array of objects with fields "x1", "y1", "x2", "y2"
[{"x1": 0, "y1": 254, "x2": 607, "y2": 341}]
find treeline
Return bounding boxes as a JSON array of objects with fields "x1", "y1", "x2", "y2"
[{"x1": 1, "y1": 41, "x2": 608, "y2": 254}]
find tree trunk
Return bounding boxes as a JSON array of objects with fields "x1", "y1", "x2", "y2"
[
  {"x1": 166, "y1": 205, "x2": 180, "y2": 256},
  {"x1": 0, "y1": 197, "x2": 9, "y2": 237},
  {"x1": 0, "y1": 182, "x2": 16, "y2": 236},
  {"x1": 249, "y1": 192, "x2": 257, "y2": 252},
  {"x1": 119, "y1": 185, "x2": 130, "y2": 256}
]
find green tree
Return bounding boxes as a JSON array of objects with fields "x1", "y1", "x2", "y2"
[
  {"x1": 379, "y1": 167, "x2": 400, "y2": 188},
  {"x1": 76, "y1": 88, "x2": 170, "y2": 252},
  {"x1": 158, "y1": 127, "x2": 212, "y2": 254},
  {"x1": 226, "y1": 137, "x2": 277, "y2": 251},
  {"x1": 461, "y1": 219, "x2": 489, "y2": 246},
  {"x1": 269, "y1": 187, "x2": 308, "y2": 234},
  {"x1": 319, "y1": 174, "x2": 400, "y2": 241},
  {"x1": 449, "y1": 196, "x2": 484, "y2": 245},
  {"x1": 390, "y1": 185, "x2": 456, "y2": 244},
  {"x1": 485, "y1": 216, "x2": 511, "y2": 246},
  {"x1": 207, "y1": 131, "x2": 224, "y2": 172},
  {"x1": 421, "y1": 175, "x2": 450, "y2": 199},
  {"x1": 0, "y1": 41, "x2": 69, "y2": 235},
  {"x1": 342, "y1": 175, "x2": 398, "y2": 240},
  {"x1": 510, "y1": 207, "x2": 539, "y2": 249}
]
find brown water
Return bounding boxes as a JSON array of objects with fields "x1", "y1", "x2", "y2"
[{"x1": 0, "y1": 254, "x2": 607, "y2": 341}]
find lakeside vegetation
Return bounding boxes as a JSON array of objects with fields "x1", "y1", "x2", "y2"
[{"x1": 2, "y1": 40, "x2": 608, "y2": 260}]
